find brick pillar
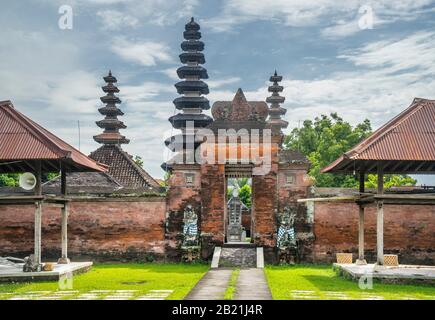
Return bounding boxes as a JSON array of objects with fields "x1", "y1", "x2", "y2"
[
  {"x1": 165, "y1": 165, "x2": 202, "y2": 260},
  {"x1": 200, "y1": 164, "x2": 226, "y2": 246}
]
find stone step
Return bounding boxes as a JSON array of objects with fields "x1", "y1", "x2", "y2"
[
  {"x1": 222, "y1": 242, "x2": 256, "y2": 248},
  {"x1": 218, "y1": 247, "x2": 257, "y2": 268}
]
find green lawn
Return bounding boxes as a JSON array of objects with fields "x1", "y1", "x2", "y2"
[
  {"x1": 265, "y1": 265, "x2": 435, "y2": 300},
  {"x1": 0, "y1": 263, "x2": 208, "y2": 300}
]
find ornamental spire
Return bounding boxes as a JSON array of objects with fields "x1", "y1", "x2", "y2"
[
  {"x1": 165, "y1": 17, "x2": 213, "y2": 156},
  {"x1": 266, "y1": 70, "x2": 288, "y2": 135},
  {"x1": 93, "y1": 71, "x2": 129, "y2": 145}
]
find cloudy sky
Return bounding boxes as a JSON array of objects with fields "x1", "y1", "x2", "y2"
[{"x1": 1, "y1": 0, "x2": 435, "y2": 182}]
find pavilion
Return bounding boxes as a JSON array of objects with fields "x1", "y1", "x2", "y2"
[
  {"x1": 306, "y1": 98, "x2": 435, "y2": 282},
  {"x1": 0, "y1": 100, "x2": 107, "y2": 275}
]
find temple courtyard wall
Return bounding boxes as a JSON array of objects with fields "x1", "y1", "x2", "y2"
[
  {"x1": 312, "y1": 201, "x2": 435, "y2": 265},
  {"x1": 0, "y1": 192, "x2": 433, "y2": 264},
  {"x1": 0, "y1": 197, "x2": 167, "y2": 262}
]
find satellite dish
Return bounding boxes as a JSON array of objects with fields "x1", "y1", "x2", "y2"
[{"x1": 19, "y1": 172, "x2": 37, "y2": 190}]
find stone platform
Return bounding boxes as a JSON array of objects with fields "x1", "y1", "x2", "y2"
[
  {"x1": 0, "y1": 262, "x2": 93, "y2": 283},
  {"x1": 334, "y1": 263, "x2": 435, "y2": 285}
]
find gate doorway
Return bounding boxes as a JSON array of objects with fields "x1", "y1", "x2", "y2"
[{"x1": 226, "y1": 175, "x2": 252, "y2": 243}]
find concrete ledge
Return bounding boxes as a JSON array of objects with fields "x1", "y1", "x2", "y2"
[
  {"x1": 333, "y1": 263, "x2": 435, "y2": 285},
  {"x1": 0, "y1": 262, "x2": 93, "y2": 283}
]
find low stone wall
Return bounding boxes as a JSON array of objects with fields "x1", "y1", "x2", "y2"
[
  {"x1": 0, "y1": 196, "x2": 167, "y2": 262},
  {"x1": 312, "y1": 201, "x2": 435, "y2": 265}
]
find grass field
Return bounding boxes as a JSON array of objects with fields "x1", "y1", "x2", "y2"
[
  {"x1": 0, "y1": 263, "x2": 209, "y2": 300},
  {"x1": 265, "y1": 265, "x2": 435, "y2": 300}
]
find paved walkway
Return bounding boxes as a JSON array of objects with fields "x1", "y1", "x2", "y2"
[
  {"x1": 185, "y1": 268, "x2": 272, "y2": 300},
  {"x1": 185, "y1": 269, "x2": 233, "y2": 300},
  {"x1": 235, "y1": 268, "x2": 272, "y2": 300}
]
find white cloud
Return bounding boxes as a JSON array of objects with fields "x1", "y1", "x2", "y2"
[
  {"x1": 206, "y1": 0, "x2": 435, "y2": 38},
  {"x1": 97, "y1": 9, "x2": 139, "y2": 30},
  {"x1": 274, "y1": 31, "x2": 435, "y2": 130},
  {"x1": 111, "y1": 37, "x2": 173, "y2": 66},
  {"x1": 208, "y1": 77, "x2": 241, "y2": 89}
]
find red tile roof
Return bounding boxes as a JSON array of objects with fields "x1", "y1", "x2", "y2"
[
  {"x1": 322, "y1": 98, "x2": 435, "y2": 174},
  {"x1": 0, "y1": 100, "x2": 107, "y2": 173}
]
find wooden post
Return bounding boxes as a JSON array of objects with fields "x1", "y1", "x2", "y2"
[
  {"x1": 376, "y1": 163, "x2": 384, "y2": 265},
  {"x1": 356, "y1": 171, "x2": 367, "y2": 265},
  {"x1": 58, "y1": 162, "x2": 70, "y2": 264}
]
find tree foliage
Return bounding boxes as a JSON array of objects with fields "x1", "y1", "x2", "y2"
[{"x1": 284, "y1": 113, "x2": 416, "y2": 188}]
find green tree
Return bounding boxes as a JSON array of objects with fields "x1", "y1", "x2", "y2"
[
  {"x1": 238, "y1": 184, "x2": 252, "y2": 208},
  {"x1": 0, "y1": 174, "x2": 19, "y2": 187},
  {"x1": 134, "y1": 156, "x2": 144, "y2": 168},
  {"x1": 285, "y1": 113, "x2": 416, "y2": 188}
]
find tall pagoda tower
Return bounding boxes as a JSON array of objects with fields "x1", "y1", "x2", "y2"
[
  {"x1": 91, "y1": 71, "x2": 160, "y2": 191},
  {"x1": 94, "y1": 71, "x2": 129, "y2": 145},
  {"x1": 164, "y1": 17, "x2": 213, "y2": 168},
  {"x1": 266, "y1": 71, "x2": 288, "y2": 136}
]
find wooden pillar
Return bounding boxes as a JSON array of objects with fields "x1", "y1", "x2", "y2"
[
  {"x1": 58, "y1": 162, "x2": 70, "y2": 264},
  {"x1": 356, "y1": 171, "x2": 367, "y2": 265},
  {"x1": 34, "y1": 160, "x2": 42, "y2": 267},
  {"x1": 376, "y1": 164, "x2": 384, "y2": 265}
]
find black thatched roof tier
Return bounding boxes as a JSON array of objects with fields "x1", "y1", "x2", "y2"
[
  {"x1": 177, "y1": 66, "x2": 208, "y2": 79},
  {"x1": 169, "y1": 113, "x2": 213, "y2": 129},
  {"x1": 181, "y1": 40, "x2": 204, "y2": 52},
  {"x1": 98, "y1": 105, "x2": 124, "y2": 116},
  {"x1": 179, "y1": 52, "x2": 205, "y2": 64},
  {"x1": 175, "y1": 80, "x2": 209, "y2": 94},
  {"x1": 173, "y1": 96, "x2": 210, "y2": 110},
  {"x1": 96, "y1": 118, "x2": 126, "y2": 129},
  {"x1": 100, "y1": 94, "x2": 122, "y2": 104}
]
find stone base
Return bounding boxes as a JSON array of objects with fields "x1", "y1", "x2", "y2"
[
  {"x1": 57, "y1": 257, "x2": 71, "y2": 264},
  {"x1": 355, "y1": 259, "x2": 367, "y2": 265}
]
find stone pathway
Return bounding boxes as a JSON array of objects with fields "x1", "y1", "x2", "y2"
[
  {"x1": 234, "y1": 268, "x2": 272, "y2": 300},
  {"x1": 0, "y1": 289, "x2": 173, "y2": 300},
  {"x1": 185, "y1": 269, "x2": 233, "y2": 300}
]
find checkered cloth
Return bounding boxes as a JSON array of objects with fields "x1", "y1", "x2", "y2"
[
  {"x1": 183, "y1": 222, "x2": 198, "y2": 237},
  {"x1": 277, "y1": 226, "x2": 295, "y2": 247}
]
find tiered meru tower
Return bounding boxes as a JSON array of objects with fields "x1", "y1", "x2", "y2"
[
  {"x1": 266, "y1": 71, "x2": 288, "y2": 136},
  {"x1": 94, "y1": 71, "x2": 129, "y2": 145},
  {"x1": 91, "y1": 71, "x2": 160, "y2": 190},
  {"x1": 165, "y1": 18, "x2": 213, "y2": 167}
]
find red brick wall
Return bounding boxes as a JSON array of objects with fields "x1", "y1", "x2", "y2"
[
  {"x1": 0, "y1": 197, "x2": 166, "y2": 261},
  {"x1": 313, "y1": 202, "x2": 435, "y2": 264}
]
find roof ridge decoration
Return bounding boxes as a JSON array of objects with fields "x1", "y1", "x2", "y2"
[
  {"x1": 94, "y1": 71, "x2": 130, "y2": 145},
  {"x1": 266, "y1": 70, "x2": 288, "y2": 135},
  {"x1": 211, "y1": 88, "x2": 269, "y2": 122}
]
